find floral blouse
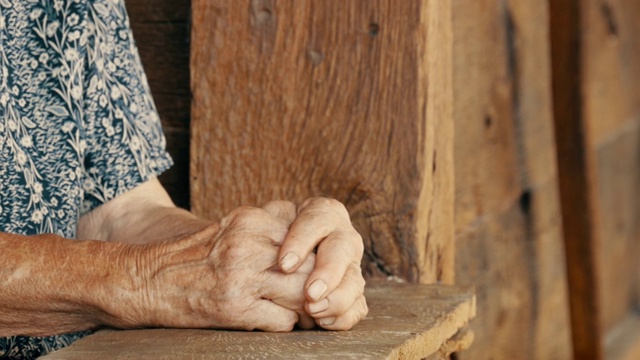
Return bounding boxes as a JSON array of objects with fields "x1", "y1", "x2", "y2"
[{"x1": 0, "y1": 0, "x2": 173, "y2": 358}]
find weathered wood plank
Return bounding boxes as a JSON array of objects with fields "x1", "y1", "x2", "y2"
[
  {"x1": 189, "y1": 0, "x2": 454, "y2": 283},
  {"x1": 548, "y1": 0, "x2": 605, "y2": 357},
  {"x1": 43, "y1": 283, "x2": 476, "y2": 360},
  {"x1": 453, "y1": 0, "x2": 573, "y2": 358},
  {"x1": 581, "y1": 0, "x2": 640, "y2": 335},
  {"x1": 595, "y1": 121, "x2": 640, "y2": 334},
  {"x1": 582, "y1": 0, "x2": 640, "y2": 147},
  {"x1": 125, "y1": 0, "x2": 191, "y2": 209}
]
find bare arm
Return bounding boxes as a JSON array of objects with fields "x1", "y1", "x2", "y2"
[
  {"x1": 1, "y1": 179, "x2": 311, "y2": 337},
  {"x1": 0, "y1": 232, "x2": 149, "y2": 337},
  {"x1": 2, "y1": 178, "x2": 365, "y2": 337},
  {"x1": 78, "y1": 179, "x2": 367, "y2": 331},
  {"x1": 77, "y1": 179, "x2": 211, "y2": 244},
  {"x1": 1, "y1": 179, "x2": 195, "y2": 337}
]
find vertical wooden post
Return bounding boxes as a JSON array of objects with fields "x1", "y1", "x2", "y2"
[
  {"x1": 190, "y1": 0, "x2": 454, "y2": 283},
  {"x1": 453, "y1": 1, "x2": 573, "y2": 358},
  {"x1": 548, "y1": 0, "x2": 604, "y2": 358}
]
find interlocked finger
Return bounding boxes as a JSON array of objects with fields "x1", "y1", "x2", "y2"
[
  {"x1": 262, "y1": 201, "x2": 297, "y2": 226},
  {"x1": 315, "y1": 294, "x2": 368, "y2": 331},
  {"x1": 305, "y1": 262, "x2": 365, "y2": 318},
  {"x1": 243, "y1": 300, "x2": 299, "y2": 332}
]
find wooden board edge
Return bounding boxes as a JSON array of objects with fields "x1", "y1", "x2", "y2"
[{"x1": 387, "y1": 292, "x2": 476, "y2": 360}]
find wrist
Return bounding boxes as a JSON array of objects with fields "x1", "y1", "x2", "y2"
[
  {"x1": 88, "y1": 241, "x2": 160, "y2": 328},
  {"x1": 97, "y1": 226, "x2": 221, "y2": 328}
]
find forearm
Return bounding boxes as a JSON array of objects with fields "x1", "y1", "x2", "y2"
[
  {"x1": 106, "y1": 205, "x2": 213, "y2": 244},
  {"x1": 77, "y1": 179, "x2": 213, "y2": 245},
  {"x1": 0, "y1": 232, "x2": 147, "y2": 337}
]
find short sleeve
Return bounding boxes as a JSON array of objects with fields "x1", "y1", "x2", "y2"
[{"x1": 80, "y1": 0, "x2": 173, "y2": 213}]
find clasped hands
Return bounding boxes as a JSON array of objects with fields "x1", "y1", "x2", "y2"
[{"x1": 130, "y1": 198, "x2": 367, "y2": 332}]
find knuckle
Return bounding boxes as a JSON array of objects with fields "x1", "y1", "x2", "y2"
[
  {"x1": 329, "y1": 199, "x2": 351, "y2": 221},
  {"x1": 301, "y1": 197, "x2": 342, "y2": 211},
  {"x1": 359, "y1": 296, "x2": 369, "y2": 318},
  {"x1": 217, "y1": 235, "x2": 255, "y2": 262},
  {"x1": 264, "y1": 200, "x2": 294, "y2": 209},
  {"x1": 278, "y1": 323, "x2": 295, "y2": 332},
  {"x1": 221, "y1": 206, "x2": 253, "y2": 227},
  {"x1": 298, "y1": 197, "x2": 316, "y2": 210},
  {"x1": 332, "y1": 296, "x2": 352, "y2": 315},
  {"x1": 325, "y1": 197, "x2": 344, "y2": 210},
  {"x1": 332, "y1": 318, "x2": 353, "y2": 331},
  {"x1": 233, "y1": 207, "x2": 267, "y2": 227},
  {"x1": 273, "y1": 314, "x2": 297, "y2": 332},
  {"x1": 345, "y1": 229, "x2": 364, "y2": 258},
  {"x1": 238, "y1": 206, "x2": 270, "y2": 222},
  {"x1": 357, "y1": 274, "x2": 366, "y2": 292},
  {"x1": 346, "y1": 269, "x2": 366, "y2": 295},
  {"x1": 333, "y1": 232, "x2": 363, "y2": 263},
  {"x1": 319, "y1": 198, "x2": 349, "y2": 217}
]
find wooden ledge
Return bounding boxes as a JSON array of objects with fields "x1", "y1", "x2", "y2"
[{"x1": 43, "y1": 281, "x2": 475, "y2": 359}]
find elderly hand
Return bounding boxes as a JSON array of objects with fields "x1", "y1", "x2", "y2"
[
  {"x1": 268, "y1": 198, "x2": 368, "y2": 330},
  {"x1": 121, "y1": 206, "x2": 316, "y2": 332}
]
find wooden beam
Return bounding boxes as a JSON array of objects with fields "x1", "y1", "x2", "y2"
[
  {"x1": 580, "y1": 0, "x2": 640, "y2": 335},
  {"x1": 548, "y1": 0, "x2": 604, "y2": 358},
  {"x1": 452, "y1": 0, "x2": 573, "y2": 358},
  {"x1": 43, "y1": 283, "x2": 476, "y2": 359},
  {"x1": 189, "y1": 0, "x2": 454, "y2": 283}
]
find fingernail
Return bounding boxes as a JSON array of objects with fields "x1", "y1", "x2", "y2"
[
  {"x1": 319, "y1": 317, "x2": 336, "y2": 326},
  {"x1": 308, "y1": 299, "x2": 329, "y2": 314},
  {"x1": 280, "y1": 252, "x2": 299, "y2": 272},
  {"x1": 307, "y1": 279, "x2": 328, "y2": 302}
]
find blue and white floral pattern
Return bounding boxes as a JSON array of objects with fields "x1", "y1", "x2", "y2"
[{"x1": 0, "y1": 0, "x2": 173, "y2": 358}]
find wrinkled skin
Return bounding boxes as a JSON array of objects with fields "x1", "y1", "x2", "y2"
[
  {"x1": 132, "y1": 207, "x2": 317, "y2": 332},
  {"x1": 1, "y1": 180, "x2": 368, "y2": 337},
  {"x1": 273, "y1": 198, "x2": 368, "y2": 330}
]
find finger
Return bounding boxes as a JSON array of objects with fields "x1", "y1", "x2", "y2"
[
  {"x1": 245, "y1": 300, "x2": 299, "y2": 332},
  {"x1": 223, "y1": 207, "x2": 291, "y2": 246},
  {"x1": 261, "y1": 271, "x2": 310, "y2": 311},
  {"x1": 296, "y1": 252, "x2": 316, "y2": 274},
  {"x1": 316, "y1": 294, "x2": 368, "y2": 331},
  {"x1": 306, "y1": 262, "x2": 365, "y2": 318},
  {"x1": 303, "y1": 230, "x2": 363, "y2": 302},
  {"x1": 262, "y1": 200, "x2": 297, "y2": 225},
  {"x1": 278, "y1": 198, "x2": 346, "y2": 273}
]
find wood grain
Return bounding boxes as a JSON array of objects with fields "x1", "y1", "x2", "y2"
[
  {"x1": 582, "y1": 0, "x2": 640, "y2": 147},
  {"x1": 189, "y1": 0, "x2": 454, "y2": 283},
  {"x1": 549, "y1": 0, "x2": 640, "y2": 357},
  {"x1": 595, "y1": 122, "x2": 640, "y2": 333},
  {"x1": 43, "y1": 282, "x2": 476, "y2": 360},
  {"x1": 125, "y1": 0, "x2": 191, "y2": 209},
  {"x1": 549, "y1": 0, "x2": 605, "y2": 357},
  {"x1": 581, "y1": 0, "x2": 640, "y2": 335},
  {"x1": 453, "y1": 0, "x2": 573, "y2": 358}
]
